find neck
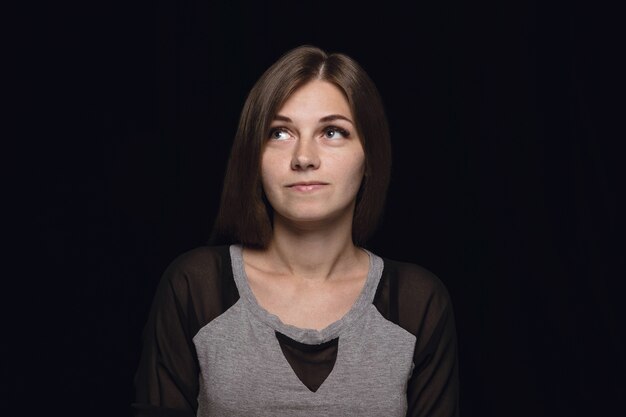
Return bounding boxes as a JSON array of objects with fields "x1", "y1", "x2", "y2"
[{"x1": 264, "y1": 212, "x2": 363, "y2": 282}]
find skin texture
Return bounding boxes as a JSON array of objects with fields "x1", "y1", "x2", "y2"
[
  {"x1": 261, "y1": 79, "x2": 366, "y2": 229},
  {"x1": 242, "y1": 80, "x2": 370, "y2": 331}
]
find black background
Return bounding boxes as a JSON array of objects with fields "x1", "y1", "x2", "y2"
[{"x1": 12, "y1": 0, "x2": 624, "y2": 416}]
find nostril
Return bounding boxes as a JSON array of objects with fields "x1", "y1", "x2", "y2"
[{"x1": 292, "y1": 154, "x2": 316, "y2": 169}]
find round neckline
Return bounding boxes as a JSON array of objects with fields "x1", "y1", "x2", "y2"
[{"x1": 229, "y1": 244, "x2": 384, "y2": 345}]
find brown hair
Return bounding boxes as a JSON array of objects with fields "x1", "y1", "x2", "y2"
[{"x1": 211, "y1": 45, "x2": 391, "y2": 248}]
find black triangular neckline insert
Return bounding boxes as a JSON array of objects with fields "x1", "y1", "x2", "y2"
[{"x1": 275, "y1": 331, "x2": 338, "y2": 392}]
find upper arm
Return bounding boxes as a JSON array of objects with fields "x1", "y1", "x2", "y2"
[
  {"x1": 132, "y1": 246, "x2": 238, "y2": 417},
  {"x1": 405, "y1": 283, "x2": 459, "y2": 417},
  {"x1": 132, "y1": 259, "x2": 201, "y2": 416},
  {"x1": 376, "y1": 260, "x2": 460, "y2": 417}
]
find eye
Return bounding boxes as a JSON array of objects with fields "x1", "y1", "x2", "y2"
[
  {"x1": 268, "y1": 127, "x2": 292, "y2": 141},
  {"x1": 323, "y1": 126, "x2": 350, "y2": 140}
]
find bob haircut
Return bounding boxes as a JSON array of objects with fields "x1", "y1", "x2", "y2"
[{"x1": 211, "y1": 45, "x2": 391, "y2": 248}]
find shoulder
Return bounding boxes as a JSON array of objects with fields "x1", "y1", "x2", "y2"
[
  {"x1": 381, "y1": 256, "x2": 451, "y2": 303},
  {"x1": 165, "y1": 245, "x2": 230, "y2": 276},
  {"x1": 153, "y1": 245, "x2": 239, "y2": 324},
  {"x1": 160, "y1": 245, "x2": 232, "y2": 293},
  {"x1": 375, "y1": 256, "x2": 455, "y2": 336}
]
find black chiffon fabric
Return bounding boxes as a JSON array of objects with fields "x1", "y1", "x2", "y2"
[{"x1": 132, "y1": 245, "x2": 459, "y2": 416}]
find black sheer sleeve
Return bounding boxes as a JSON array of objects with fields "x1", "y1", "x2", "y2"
[
  {"x1": 375, "y1": 259, "x2": 460, "y2": 417},
  {"x1": 132, "y1": 246, "x2": 239, "y2": 417}
]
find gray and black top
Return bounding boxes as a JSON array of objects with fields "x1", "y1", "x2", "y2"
[{"x1": 133, "y1": 245, "x2": 459, "y2": 416}]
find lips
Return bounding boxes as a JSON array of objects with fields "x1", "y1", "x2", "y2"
[
  {"x1": 286, "y1": 181, "x2": 329, "y2": 192},
  {"x1": 286, "y1": 181, "x2": 329, "y2": 187}
]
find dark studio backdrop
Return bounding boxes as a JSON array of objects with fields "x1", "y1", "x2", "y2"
[{"x1": 14, "y1": 0, "x2": 624, "y2": 416}]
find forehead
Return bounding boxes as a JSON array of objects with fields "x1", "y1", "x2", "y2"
[{"x1": 276, "y1": 80, "x2": 353, "y2": 120}]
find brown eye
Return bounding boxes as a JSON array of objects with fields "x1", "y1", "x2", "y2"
[
  {"x1": 269, "y1": 128, "x2": 291, "y2": 141},
  {"x1": 323, "y1": 126, "x2": 349, "y2": 139}
]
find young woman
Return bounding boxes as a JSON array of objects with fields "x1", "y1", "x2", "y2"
[{"x1": 133, "y1": 45, "x2": 459, "y2": 417}]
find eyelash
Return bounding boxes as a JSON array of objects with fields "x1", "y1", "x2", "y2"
[
  {"x1": 323, "y1": 126, "x2": 350, "y2": 139},
  {"x1": 268, "y1": 127, "x2": 291, "y2": 141},
  {"x1": 267, "y1": 126, "x2": 350, "y2": 140}
]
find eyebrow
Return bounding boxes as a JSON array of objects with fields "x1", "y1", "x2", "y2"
[{"x1": 273, "y1": 114, "x2": 354, "y2": 125}]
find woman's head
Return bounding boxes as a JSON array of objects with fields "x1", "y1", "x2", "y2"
[{"x1": 212, "y1": 45, "x2": 391, "y2": 248}]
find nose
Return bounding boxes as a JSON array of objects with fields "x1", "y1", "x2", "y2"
[{"x1": 291, "y1": 137, "x2": 320, "y2": 171}]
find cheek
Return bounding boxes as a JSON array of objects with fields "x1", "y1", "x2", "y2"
[
  {"x1": 347, "y1": 151, "x2": 366, "y2": 188},
  {"x1": 260, "y1": 151, "x2": 281, "y2": 194}
]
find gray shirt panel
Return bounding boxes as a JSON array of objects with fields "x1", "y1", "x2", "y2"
[{"x1": 193, "y1": 245, "x2": 416, "y2": 416}]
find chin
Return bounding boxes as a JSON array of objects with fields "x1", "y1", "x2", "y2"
[
  {"x1": 284, "y1": 212, "x2": 329, "y2": 224},
  {"x1": 277, "y1": 207, "x2": 352, "y2": 227}
]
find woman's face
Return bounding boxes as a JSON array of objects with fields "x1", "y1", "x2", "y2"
[{"x1": 261, "y1": 80, "x2": 365, "y2": 228}]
